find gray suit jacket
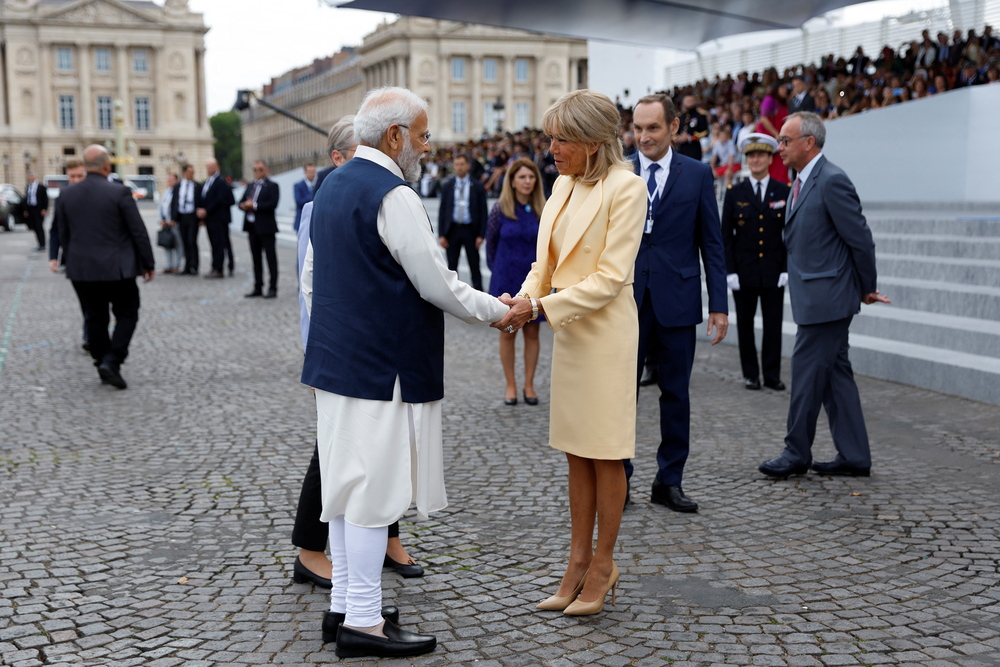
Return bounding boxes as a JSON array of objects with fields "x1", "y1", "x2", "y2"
[{"x1": 784, "y1": 155, "x2": 877, "y2": 326}]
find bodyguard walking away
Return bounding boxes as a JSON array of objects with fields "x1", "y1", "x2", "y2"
[
  {"x1": 300, "y1": 86, "x2": 508, "y2": 659},
  {"x1": 759, "y1": 112, "x2": 889, "y2": 480},
  {"x1": 56, "y1": 145, "x2": 154, "y2": 390}
]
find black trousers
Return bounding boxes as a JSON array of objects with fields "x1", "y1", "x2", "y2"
[
  {"x1": 733, "y1": 285, "x2": 785, "y2": 382},
  {"x1": 205, "y1": 221, "x2": 231, "y2": 273},
  {"x1": 27, "y1": 209, "x2": 45, "y2": 247},
  {"x1": 73, "y1": 279, "x2": 140, "y2": 366},
  {"x1": 445, "y1": 223, "x2": 482, "y2": 290},
  {"x1": 177, "y1": 213, "x2": 199, "y2": 273},
  {"x1": 248, "y1": 231, "x2": 277, "y2": 292},
  {"x1": 292, "y1": 443, "x2": 399, "y2": 552}
]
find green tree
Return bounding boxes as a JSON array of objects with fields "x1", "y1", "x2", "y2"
[{"x1": 210, "y1": 110, "x2": 243, "y2": 181}]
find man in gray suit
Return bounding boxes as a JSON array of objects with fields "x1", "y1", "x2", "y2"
[{"x1": 758, "y1": 112, "x2": 889, "y2": 479}]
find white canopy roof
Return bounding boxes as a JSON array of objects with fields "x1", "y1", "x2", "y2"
[{"x1": 326, "y1": 0, "x2": 878, "y2": 49}]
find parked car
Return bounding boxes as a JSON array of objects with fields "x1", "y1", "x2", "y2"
[{"x1": 0, "y1": 183, "x2": 25, "y2": 231}]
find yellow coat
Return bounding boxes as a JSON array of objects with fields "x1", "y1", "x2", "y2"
[{"x1": 519, "y1": 165, "x2": 647, "y2": 459}]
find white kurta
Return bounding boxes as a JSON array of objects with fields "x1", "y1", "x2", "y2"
[{"x1": 301, "y1": 146, "x2": 508, "y2": 528}]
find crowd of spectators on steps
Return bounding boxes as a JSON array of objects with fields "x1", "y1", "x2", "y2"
[{"x1": 417, "y1": 24, "x2": 1000, "y2": 194}]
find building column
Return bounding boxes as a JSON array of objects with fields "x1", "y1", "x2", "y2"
[
  {"x1": 503, "y1": 55, "x2": 514, "y2": 133},
  {"x1": 568, "y1": 57, "x2": 578, "y2": 90},
  {"x1": 195, "y1": 48, "x2": 207, "y2": 129},
  {"x1": 38, "y1": 43, "x2": 55, "y2": 132},
  {"x1": 395, "y1": 56, "x2": 405, "y2": 88},
  {"x1": 154, "y1": 46, "x2": 169, "y2": 129},
  {"x1": 439, "y1": 53, "x2": 450, "y2": 140},
  {"x1": 470, "y1": 55, "x2": 482, "y2": 138},
  {"x1": 534, "y1": 56, "x2": 547, "y2": 126},
  {"x1": 77, "y1": 43, "x2": 93, "y2": 132}
]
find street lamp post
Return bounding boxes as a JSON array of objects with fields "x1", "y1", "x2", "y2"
[{"x1": 493, "y1": 97, "x2": 505, "y2": 135}]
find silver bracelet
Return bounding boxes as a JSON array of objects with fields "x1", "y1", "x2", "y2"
[{"x1": 530, "y1": 298, "x2": 539, "y2": 321}]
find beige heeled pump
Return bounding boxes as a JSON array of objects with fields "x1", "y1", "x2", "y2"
[
  {"x1": 536, "y1": 571, "x2": 588, "y2": 611},
  {"x1": 563, "y1": 562, "x2": 619, "y2": 616}
]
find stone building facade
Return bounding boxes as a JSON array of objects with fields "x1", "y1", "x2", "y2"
[
  {"x1": 0, "y1": 0, "x2": 213, "y2": 190},
  {"x1": 240, "y1": 17, "x2": 587, "y2": 176}
]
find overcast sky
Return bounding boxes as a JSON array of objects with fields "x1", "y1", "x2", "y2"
[{"x1": 189, "y1": 0, "x2": 395, "y2": 115}]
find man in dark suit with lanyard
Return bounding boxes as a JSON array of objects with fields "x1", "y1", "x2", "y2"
[
  {"x1": 721, "y1": 133, "x2": 790, "y2": 391},
  {"x1": 437, "y1": 154, "x2": 487, "y2": 290},
  {"x1": 239, "y1": 160, "x2": 280, "y2": 298},
  {"x1": 170, "y1": 163, "x2": 201, "y2": 275},
  {"x1": 197, "y1": 158, "x2": 235, "y2": 278},
  {"x1": 57, "y1": 145, "x2": 154, "y2": 390},
  {"x1": 759, "y1": 112, "x2": 889, "y2": 479},
  {"x1": 628, "y1": 93, "x2": 729, "y2": 513},
  {"x1": 24, "y1": 172, "x2": 48, "y2": 251}
]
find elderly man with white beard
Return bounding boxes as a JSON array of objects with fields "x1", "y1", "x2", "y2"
[{"x1": 300, "y1": 86, "x2": 512, "y2": 659}]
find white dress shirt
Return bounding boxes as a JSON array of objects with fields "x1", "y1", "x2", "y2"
[
  {"x1": 301, "y1": 145, "x2": 508, "y2": 527},
  {"x1": 749, "y1": 174, "x2": 771, "y2": 202},
  {"x1": 636, "y1": 147, "x2": 672, "y2": 233}
]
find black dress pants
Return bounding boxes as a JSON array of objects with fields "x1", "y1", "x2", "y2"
[
  {"x1": 445, "y1": 223, "x2": 482, "y2": 290},
  {"x1": 248, "y1": 231, "x2": 277, "y2": 292},
  {"x1": 733, "y1": 285, "x2": 784, "y2": 383},
  {"x1": 177, "y1": 213, "x2": 199, "y2": 273},
  {"x1": 73, "y1": 279, "x2": 140, "y2": 366},
  {"x1": 206, "y1": 221, "x2": 231, "y2": 273},
  {"x1": 27, "y1": 210, "x2": 45, "y2": 248},
  {"x1": 292, "y1": 442, "x2": 399, "y2": 552}
]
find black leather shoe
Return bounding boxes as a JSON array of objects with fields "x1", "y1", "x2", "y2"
[
  {"x1": 523, "y1": 391, "x2": 539, "y2": 406},
  {"x1": 811, "y1": 460, "x2": 870, "y2": 477},
  {"x1": 292, "y1": 556, "x2": 331, "y2": 589},
  {"x1": 504, "y1": 397, "x2": 518, "y2": 406},
  {"x1": 650, "y1": 480, "x2": 698, "y2": 512},
  {"x1": 263, "y1": 289, "x2": 277, "y2": 298},
  {"x1": 759, "y1": 457, "x2": 810, "y2": 479},
  {"x1": 321, "y1": 606, "x2": 400, "y2": 643},
  {"x1": 763, "y1": 379, "x2": 786, "y2": 390},
  {"x1": 639, "y1": 366, "x2": 658, "y2": 386},
  {"x1": 97, "y1": 362, "x2": 127, "y2": 389},
  {"x1": 335, "y1": 618, "x2": 436, "y2": 658},
  {"x1": 745, "y1": 378, "x2": 761, "y2": 390},
  {"x1": 244, "y1": 290, "x2": 263, "y2": 298},
  {"x1": 205, "y1": 270, "x2": 224, "y2": 279},
  {"x1": 383, "y1": 554, "x2": 424, "y2": 578}
]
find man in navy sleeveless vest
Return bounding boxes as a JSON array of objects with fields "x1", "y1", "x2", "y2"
[{"x1": 300, "y1": 87, "x2": 508, "y2": 659}]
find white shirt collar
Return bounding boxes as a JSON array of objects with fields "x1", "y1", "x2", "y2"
[
  {"x1": 750, "y1": 174, "x2": 770, "y2": 192},
  {"x1": 796, "y1": 152, "x2": 823, "y2": 186},
  {"x1": 355, "y1": 145, "x2": 404, "y2": 180},
  {"x1": 637, "y1": 147, "x2": 672, "y2": 175}
]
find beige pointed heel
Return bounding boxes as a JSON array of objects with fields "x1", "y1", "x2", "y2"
[
  {"x1": 563, "y1": 562, "x2": 619, "y2": 616},
  {"x1": 536, "y1": 571, "x2": 588, "y2": 611}
]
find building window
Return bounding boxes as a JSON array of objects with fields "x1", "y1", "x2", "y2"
[
  {"x1": 139, "y1": 147, "x2": 152, "y2": 157},
  {"x1": 515, "y1": 102, "x2": 530, "y2": 130},
  {"x1": 97, "y1": 96, "x2": 113, "y2": 130},
  {"x1": 138, "y1": 166, "x2": 154, "y2": 175},
  {"x1": 451, "y1": 57, "x2": 465, "y2": 81},
  {"x1": 56, "y1": 47, "x2": 73, "y2": 72},
  {"x1": 515, "y1": 59, "x2": 529, "y2": 83},
  {"x1": 134, "y1": 97, "x2": 151, "y2": 130},
  {"x1": 451, "y1": 101, "x2": 466, "y2": 134},
  {"x1": 95, "y1": 48, "x2": 111, "y2": 73},
  {"x1": 483, "y1": 58, "x2": 497, "y2": 82},
  {"x1": 63, "y1": 147, "x2": 76, "y2": 156},
  {"x1": 58, "y1": 95, "x2": 76, "y2": 129},
  {"x1": 133, "y1": 49, "x2": 149, "y2": 73}
]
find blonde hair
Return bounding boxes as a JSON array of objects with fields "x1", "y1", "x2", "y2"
[
  {"x1": 542, "y1": 89, "x2": 630, "y2": 185},
  {"x1": 498, "y1": 157, "x2": 545, "y2": 220}
]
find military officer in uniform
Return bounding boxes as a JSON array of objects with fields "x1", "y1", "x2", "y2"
[
  {"x1": 721, "y1": 133, "x2": 790, "y2": 391},
  {"x1": 675, "y1": 95, "x2": 710, "y2": 162}
]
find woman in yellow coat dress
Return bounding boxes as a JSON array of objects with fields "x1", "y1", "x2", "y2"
[{"x1": 495, "y1": 90, "x2": 647, "y2": 615}]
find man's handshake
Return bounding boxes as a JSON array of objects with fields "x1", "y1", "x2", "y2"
[{"x1": 491, "y1": 293, "x2": 534, "y2": 333}]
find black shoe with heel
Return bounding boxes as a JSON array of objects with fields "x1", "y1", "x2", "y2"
[
  {"x1": 523, "y1": 391, "x2": 539, "y2": 406},
  {"x1": 292, "y1": 556, "x2": 331, "y2": 589}
]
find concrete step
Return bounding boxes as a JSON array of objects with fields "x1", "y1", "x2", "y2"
[
  {"x1": 866, "y1": 214, "x2": 1000, "y2": 237},
  {"x1": 877, "y1": 253, "x2": 1000, "y2": 287},
  {"x1": 872, "y1": 233, "x2": 1000, "y2": 260},
  {"x1": 875, "y1": 275, "x2": 1000, "y2": 320}
]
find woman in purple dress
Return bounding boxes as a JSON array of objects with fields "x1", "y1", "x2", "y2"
[{"x1": 486, "y1": 157, "x2": 546, "y2": 406}]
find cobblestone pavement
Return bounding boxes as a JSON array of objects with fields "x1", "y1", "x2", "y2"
[{"x1": 1, "y1": 208, "x2": 999, "y2": 667}]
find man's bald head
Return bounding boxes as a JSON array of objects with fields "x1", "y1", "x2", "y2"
[
  {"x1": 206, "y1": 158, "x2": 219, "y2": 176},
  {"x1": 83, "y1": 145, "x2": 111, "y2": 175}
]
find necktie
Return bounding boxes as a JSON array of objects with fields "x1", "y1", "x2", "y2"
[
  {"x1": 755, "y1": 181, "x2": 762, "y2": 202},
  {"x1": 646, "y1": 163, "x2": 660, "y2": 209},
  {"x1": 792, "y1": 177, "x2": 801, "y2": 208}
]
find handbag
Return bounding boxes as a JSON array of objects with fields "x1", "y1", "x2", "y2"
[{"x1": 157, "y1": 227, "x2": 175, "y2": 249}]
